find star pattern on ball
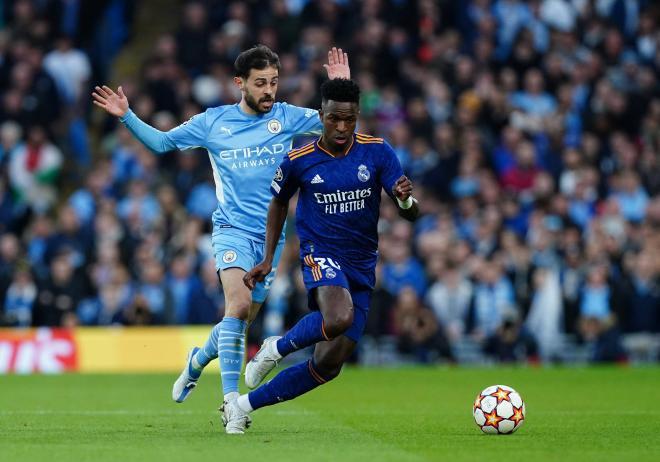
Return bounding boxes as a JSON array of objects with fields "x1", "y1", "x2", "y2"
[
  {"x1": 483, "y1": 409, "x2": 504, "y2": 428},
  {"x1": 490, "y1": 387, "x2": 511, "y2": 403},
  {"x1": 473, "y1": 395, "x2": 482, "y2": 410},
  {"x1": 510, "y1": 406, "x2": 524, "y2": 425}
]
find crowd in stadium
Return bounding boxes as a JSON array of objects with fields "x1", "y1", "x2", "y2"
[{"x1": 1, "y1": 0, "x2": 660, "y2": 364}]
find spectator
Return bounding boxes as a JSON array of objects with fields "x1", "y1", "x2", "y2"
[
  {"x1": 8, "y1": 125, "x2": 62, "y2": 213},
  {"x1": 426, "y1": 261, "x2": 472, "y2": 343},
  {"x1": 393, "y1": 286, "x2": 454, "y2": 363}
]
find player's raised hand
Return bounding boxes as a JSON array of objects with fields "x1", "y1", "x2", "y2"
[
  {"x1": 92, "y1": 85, "x2": 129, "y2": 118},
  {"x1": 323, "y1": 47, "x2": 350, "y2": 80},
  {"x1": 243, "y1": 261, "x2": 273, "y2": 290},
  {"x1": 393, "y1": 176, "x2": 413, "y2": 201}
]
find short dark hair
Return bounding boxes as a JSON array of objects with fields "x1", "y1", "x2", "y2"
[
  {"x1": 321, "y1": 78, "x2": 360, "y2": 105},
  {"x1": 234, "y1": 45, "x2": 281, "y2": 78}
]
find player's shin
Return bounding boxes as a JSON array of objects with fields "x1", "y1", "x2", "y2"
[
  {"x1": 244, "y1": 359, "x2": 331, "y2": 410},
  {"x1": 194, "y1": 322, "x2": 222, "y2": 370},
  {"x1": 218, "y1": 317, "x2": 248, "y2": 400}
]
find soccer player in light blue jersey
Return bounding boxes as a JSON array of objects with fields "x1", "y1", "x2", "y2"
[
  {"x1": 92, "y1": 45, "x2": 350, "y2": 432},
  {"x1": 232, "y1": 79, "x2": 419, "y2": 433}
]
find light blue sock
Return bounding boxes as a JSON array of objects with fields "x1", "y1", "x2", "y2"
[
  {"x1": 193, "y1": 322, "x2": 221, "y2": 371},
  {"x1": 218, "y1": 317, "x2": 247, "y2": 397}
]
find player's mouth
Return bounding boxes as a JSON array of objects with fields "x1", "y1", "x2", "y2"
[
  {"x1": 260, "y1": 99, "x2": 274, "y2": 109},
  {"x1": 334, "y1": 136, "x2": 348, "y2": 145}
]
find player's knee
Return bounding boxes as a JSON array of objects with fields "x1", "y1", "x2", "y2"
[
  {"x1": 314, "y1": 359, "x2": 344, "y2": 381},
  {"x1": 324, "y1": 308, "x2": 353, "y2": 338},
  {"x1": 224, "y1": 299, "x2": 251, "y2": 321}
]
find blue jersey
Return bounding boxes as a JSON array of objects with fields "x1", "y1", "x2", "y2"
[
  {"x1": 121, "y1": 103, "x2": 321, "y2": 240},
  {"x1": 270, "y1": 133, "x2": 404, "y2": 279}
]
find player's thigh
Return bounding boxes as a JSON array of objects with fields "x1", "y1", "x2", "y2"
[
  {"x1": 218, "y1": 268, "x2": 252, "y2": 318},
  {"x1": 313, "y1": 335, "x2": 357, "y2": 377}
]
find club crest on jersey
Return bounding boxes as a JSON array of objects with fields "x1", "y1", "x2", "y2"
[
  {"x1": 325, "y1": 268, "x2": 336, "y2": 279},
  {"x1": 274, "y1": 166, "x2": 283, "y2": 182},
  {"x1": 358, "y1": 164, "x2": 370, "y2": 182},
  {"x1": 222, "y1": 250, "x2": 237, "y2": 264},
  {"x1": 267, "y1": 119, "x2": 282, "y2": 134}
]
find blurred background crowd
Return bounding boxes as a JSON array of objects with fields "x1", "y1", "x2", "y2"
[{"x1": 1, "y1": 0, "x2": 660, "y2": 364}]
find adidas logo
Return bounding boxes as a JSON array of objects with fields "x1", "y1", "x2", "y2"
[{"x1": 311, "y1": 174, "x2": 324, "y2": 184}]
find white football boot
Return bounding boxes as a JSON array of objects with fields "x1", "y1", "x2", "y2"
[
  {"x1": 221, "y1": 398, "x2": 252, "y2": 434},
  {"x1": 244, "y1": 336, "x2": 282, "y2": 389},
  {"x1": 172, "y1": 347, "x2": 201, "y2": 403}
]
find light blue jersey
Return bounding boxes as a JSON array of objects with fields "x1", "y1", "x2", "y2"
[{"x1": 121, "y1": 102, "x2": 321, "y2": 239}]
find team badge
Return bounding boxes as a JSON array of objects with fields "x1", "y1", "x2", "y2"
[
  {"x1": 357, "y1": 164, "x2": 370, "y2": 182},
  {"x1": 267, "y1": 119, "x2": 282, "y2": 134},
  {"x1": 325, "y1": 268, "x2": 336, "y2": 279},
  {"x1": 222, "y1": 250, "x2": 237, "y2": 264},
  {"x1": 274, "y1": 166, "x2": 283, "y2": 182}
]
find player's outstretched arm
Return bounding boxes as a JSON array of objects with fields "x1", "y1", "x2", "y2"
[
  {"x1": 244, "y1": 197, "x2": 289, "y2": 290},
  {"x1": 323, "y1": 47, "x2": 350, "y2": 80},
  {"x1": 392, "y1": 175, "x2": 420, "y2": 222},
  {"x1": 92, "y1": 85, "x2": 178, "y2": 154}
]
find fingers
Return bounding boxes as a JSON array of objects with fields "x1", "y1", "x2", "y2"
[
  {"x1": 94, "y1": 86, "x2": 110, "y2": 98},
  {"x1": 243, "y1": 273, "x2": 255, "y2": 290},
  {"x1": 102, "y1": 85, "x2": 117, "y2": 97},
  {"x1": 91, "y1": 92, "x2": 107, "y2": 104},
  {"x1": 328, "y1": 47, "x2": 345, "y2": 65},
  {"x1": 118, "y1": 86, "x2": 125, "y2": 98}
]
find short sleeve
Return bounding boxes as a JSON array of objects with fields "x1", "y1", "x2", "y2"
[
  {"x1": 165, "y1": 111, "x2": 208, "y2": 150},
  {"x1": 270, "y1": 156, "x2": 299, "y2": 201},
  {"x1": 379, "y1": 141, "x2": 404, "y2": 199},
  {"x1": 283, "y1": 103, "x2": 322, "y2": 136}
]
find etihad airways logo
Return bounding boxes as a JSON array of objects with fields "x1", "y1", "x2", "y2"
[
  {"x1": 314, "y1": 188, "x2": 372, "y2": 214},
  {"x1": 218, "y1": 143, "x2": 285, "y2": 170}
]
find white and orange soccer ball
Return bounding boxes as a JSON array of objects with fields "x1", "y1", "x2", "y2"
[{"x1": 473, "y1": 385, "x2": 525, "y2": 434}]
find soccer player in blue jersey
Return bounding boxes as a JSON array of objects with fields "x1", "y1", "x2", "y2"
[
  {"x1": 92, "y1": 45, "x2": 350, "y2": 431},
  {"x1": 233, "y1": 78, "x2": 419, "y2": 433}
]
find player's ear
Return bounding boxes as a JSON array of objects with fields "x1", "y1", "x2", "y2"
[{"x1": 233, "y1": 76, "x2": 245, "y2": 90}]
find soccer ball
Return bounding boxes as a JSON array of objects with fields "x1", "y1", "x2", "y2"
[{"x1": 473, "y1": 384, "x2": 525, "y2": 434}]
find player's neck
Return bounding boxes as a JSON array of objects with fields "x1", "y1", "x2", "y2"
[{"x1": 318, "y1": 136, "x2": 351, "y2": 158}]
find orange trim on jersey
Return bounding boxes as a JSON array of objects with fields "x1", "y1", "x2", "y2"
[
  {"x1": 308, "y1": 361, "x2": 327, "y2": 384},
  {"x1": 316, "y1": 136, "x2": 355, "y2": 158},
  {"x1": 355, "y1": 140, "x2": 384, "y2": 144},
  {"x1": 289, "y1": 141, "x2": 315, "y2": 154},
  {"x1": 356, "y1": 133, "x2": 383, "y2": 143},
  {"x1": 288, "y1": 145, "x2": 315, "y2": 160}
]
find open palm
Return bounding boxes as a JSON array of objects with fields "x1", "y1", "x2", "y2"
[
  {"x1": 323, "y1": 47, "x2": 350, "y2": 80},
  {"x1": 92, "y1": 85, "x2": 129, "y2": 118}
]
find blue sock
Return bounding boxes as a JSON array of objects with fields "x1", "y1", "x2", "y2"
[
  {"x1": 248, "y1": 360, "x2": 329, "y2": 410},
  {"x1": 276, "y1": 311, "x2": 330, "y2": 357},
  {"x1": 194, "y1": 322, "x2": 222, "y2": 371},
  {"x1": 218, "y1": 317, "x2": 247, "y2": 396}
]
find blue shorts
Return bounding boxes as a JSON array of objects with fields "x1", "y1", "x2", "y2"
[
  {"x1": 211, "y1": 230, "x2": 284, "y2": 304},
  {"x1": 300, "y1": 252, "x2": 373, "y2": 343}
]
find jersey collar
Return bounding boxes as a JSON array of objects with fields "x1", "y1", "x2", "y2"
[{"x1": 316, "y1": 134, "x2": 355, "y2": 159}]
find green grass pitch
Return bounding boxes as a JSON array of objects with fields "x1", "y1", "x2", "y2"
[{"x1": 1, "y1": 367, "x2": 659, "y2": 462}]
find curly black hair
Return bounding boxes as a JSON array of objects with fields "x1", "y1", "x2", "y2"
[
  {"x1": 321, "y1": 78, "x2": 360, "y2": 104},
  {"x1": 234, "y1": 44, "x2": 281, "y2": 78}
]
